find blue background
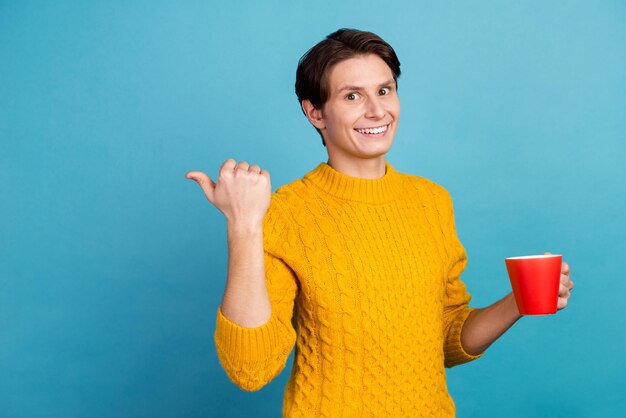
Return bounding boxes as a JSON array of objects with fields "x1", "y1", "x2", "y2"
[{"x1": 1, "y1": 1, "x2": 624, "y2": 417}]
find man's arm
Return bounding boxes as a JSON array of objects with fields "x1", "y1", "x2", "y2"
[
  {"x1": 220, "y1": 221, "x2": 272, "y2": 327},
  {"x1": 460, "y1": 292, "x2": 521, "y2": 356},
  {"x1": 461, "y1": 260, "x2": 573, "y2": 356}
]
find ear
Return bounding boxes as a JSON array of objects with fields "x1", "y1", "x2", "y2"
[{"x1": 301, "y1": 100, "x2": 326, "y2": 130}]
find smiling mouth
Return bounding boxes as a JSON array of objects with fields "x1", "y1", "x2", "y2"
[{"x1": 355, "y1": 124, "x2": 389, "y2": 135}]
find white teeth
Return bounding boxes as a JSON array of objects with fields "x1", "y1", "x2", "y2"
[{"x1": 356, "y1": 125, "x2": 388, "y2": 134}]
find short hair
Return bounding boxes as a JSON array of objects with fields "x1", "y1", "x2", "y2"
[{"x1": 295, "y1": 28, "x2": 401, "y2": 146}]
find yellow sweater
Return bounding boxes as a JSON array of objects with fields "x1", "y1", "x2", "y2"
[{"x1": 214, "y1": 161, "x2": 484, "y2": 417}]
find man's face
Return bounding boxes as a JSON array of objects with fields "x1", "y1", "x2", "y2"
[{"x1": 313, "y1": 54, "x2": 400, "y2": 165}]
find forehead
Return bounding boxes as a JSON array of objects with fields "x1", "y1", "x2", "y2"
[{"x1": 326, "y1": 54, "x2": 394, "y2": 91}]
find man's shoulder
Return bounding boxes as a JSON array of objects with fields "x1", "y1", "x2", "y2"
[
  {"x1": 265, "y1": 177, "x2": 310, "y2": 222},
  {"x1": 399, "y1": 171, "x2": 450, "y2": 196},
  {"x1": 274, "y1": 176, "x2": 307, "y2": 198},
  {"x1": 272, "y1": 176, "x2": 308, "y2": 203}
]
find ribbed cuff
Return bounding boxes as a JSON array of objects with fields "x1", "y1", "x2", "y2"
[
  {"x1": 444, "y1": 307, "x2": 485, "y2": 368},
  {"x1": 214, "y1": 306, "x2": 291, "y2": 365}
]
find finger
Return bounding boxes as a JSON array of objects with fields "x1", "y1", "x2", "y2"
[
  {"x1": 562, "y1": 261, "x2": 570, "y2": 275},
  {"x1": 185, "y1": 170, "x2": 212, "y2": 183},
  {"x1": 185, "y1": 171, "x2": 216, "y2": 204},
  {"x1": 544, "y1": 251, "x2": 552, "y2": 255},
  {"x1": 560, "y1": 274, "x2": 574, "y2": 289},
  {"x1": 220, "y1": 158, "x2": 237, "y2": 175},
  {"x1": 249, "y1": 163, "x2": 262, "y2": 174},
  {"x1": 234, "y1": 161, "x2": 250, "y2": 172},
  {"x1": 559, "y1": 283, "x2": 571, "y2": 298},
  {"x1": 259, "y1": 168, "x2": 271, "y2": 180}
]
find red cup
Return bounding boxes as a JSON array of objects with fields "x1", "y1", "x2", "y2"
[{"x1": 505, "y1": 254, "x2": 562, "y2": 315}]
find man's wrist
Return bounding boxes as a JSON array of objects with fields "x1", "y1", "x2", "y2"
[
  {"x1": 227, "y1": 219, "x2": 263, "y2": 237},
  {"x1": 506, "y1": 292, "x2": 523, "y2": 320}
]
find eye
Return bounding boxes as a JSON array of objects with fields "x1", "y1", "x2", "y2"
[
  {"x1": 379, "y1": 87, "x2": 391, "y2": 95},
  {"x1": 346, "y1": 92, "x2": 360, "y2": 101}
]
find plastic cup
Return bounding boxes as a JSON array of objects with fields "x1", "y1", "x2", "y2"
[{"x1": 505, "y1": 254, "x2": 562, "y2": 315}]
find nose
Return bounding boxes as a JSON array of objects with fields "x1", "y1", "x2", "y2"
[{"x1": 365, "y1": 96, "x2": 385, "y2": 119}]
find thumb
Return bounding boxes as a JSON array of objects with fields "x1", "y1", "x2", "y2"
[
  {"x1": 544, "y1": 251, "x2": 552, "y2": 255},
  {"x1": 185, "y1": 171, "x2": 216, "y2": 204}
]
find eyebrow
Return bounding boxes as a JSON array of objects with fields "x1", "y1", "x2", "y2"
[{"x1": 336, "y1": 78, "x2": 396, "y2": 94}]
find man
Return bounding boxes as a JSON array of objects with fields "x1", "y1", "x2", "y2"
[{"x1": 186, "y1": 28, "x2": 574, "y2": 417}]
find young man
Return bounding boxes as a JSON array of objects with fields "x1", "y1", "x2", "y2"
[{"x1": 186, "y1": 29, "x2": 574, "y2": 417}]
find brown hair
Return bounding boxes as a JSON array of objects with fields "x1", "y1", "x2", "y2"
[{"x1": 295, "y1": 28, "x2": 401, "y2": 146}]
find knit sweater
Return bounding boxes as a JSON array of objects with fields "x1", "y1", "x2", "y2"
[{"x1": 214, "y1": 161, "x2": 485, "y2": 417}]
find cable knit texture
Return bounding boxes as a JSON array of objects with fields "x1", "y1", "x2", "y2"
[{"x1": 214, "y1": 161, "x2": 485, "y2": 417}]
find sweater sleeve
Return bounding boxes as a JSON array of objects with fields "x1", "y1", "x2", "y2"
[
  {"x1": 214, "y1": 196, "x2": 299, "y2": 391},
  {"x1": 435, "y1": 185, "x2": 485, "y2": 368}
]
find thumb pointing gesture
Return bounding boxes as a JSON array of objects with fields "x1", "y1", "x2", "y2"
[
  {"x1": 185, "y1": 171, "x2": 217, "y2": 204},
  {"x1": 186, "y1": 159, "x2": 271, "y2": 224}
]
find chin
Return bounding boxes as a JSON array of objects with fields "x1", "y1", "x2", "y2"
[{"x1": 355, "y1": 142, "x2": 394, "y2": 158}]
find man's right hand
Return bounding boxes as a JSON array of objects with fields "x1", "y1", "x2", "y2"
[{"x1": 185, "y1": 159, "x2": 271, "y2": 227}]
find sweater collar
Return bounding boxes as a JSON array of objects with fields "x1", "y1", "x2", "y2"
[{"x1": 302, "y1": 160, "x2": 405, "y2": 204}]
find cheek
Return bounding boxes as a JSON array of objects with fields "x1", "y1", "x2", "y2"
[
  {"x1": 332, "y1": 113, "x2": 359, "y2": 132},
  {"x1": 325, "y1": 104, "x2": 365, "y2": 133},
  {"x1": 389, "y1": 99, "x2": 401, "y2": 116},
  {"x1": 347, "y1": 108, "x2": 367, "y2": 128}
]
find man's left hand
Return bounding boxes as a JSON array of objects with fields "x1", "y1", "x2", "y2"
[{"x1": 545, "y1": 252, "x2": 574, "y2": 310}]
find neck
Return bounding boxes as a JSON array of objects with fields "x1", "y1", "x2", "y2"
[
  {"x1": 326, "y1": 155, "x2": 387, "y2": 179},
  {"x1": 303, "y1": 159, "x2": 403, "y2": 204}
]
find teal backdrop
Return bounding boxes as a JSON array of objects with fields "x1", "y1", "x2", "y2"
[{"x1": 1, "y1": 1, "x2": 624, "y2": 417}]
